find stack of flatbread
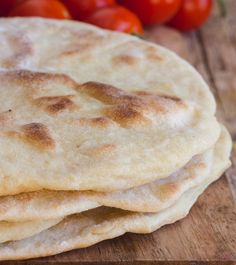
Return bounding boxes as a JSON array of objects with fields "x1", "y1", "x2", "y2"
[{"x1": 0, "y1": 18, "x2": 232, "y2": 260}]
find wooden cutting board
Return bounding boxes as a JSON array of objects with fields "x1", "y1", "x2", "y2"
[{"x1": 1, "y1": 1, "x2": 236, "y2": 264}]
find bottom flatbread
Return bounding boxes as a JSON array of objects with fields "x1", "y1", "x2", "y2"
[{"x1": 0, "y1": 126, "x2": 231, "y2": 261}]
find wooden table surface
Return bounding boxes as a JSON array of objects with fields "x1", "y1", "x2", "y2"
[{"x1": 2, "y1": 1, "x2": 236, "y2": 264}]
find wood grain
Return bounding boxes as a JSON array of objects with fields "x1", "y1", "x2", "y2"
[
  {"x1": 197, "y1": 0, "x2": 236, "y2": 198},
  {"x1": 1, "y1": 1, "x2": 236, "y2": 264}
]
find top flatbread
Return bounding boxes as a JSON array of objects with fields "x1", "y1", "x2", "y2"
[
  {"x1": 0, "y1": 69, "x2": 219, "y2": 195},
  {"x1": 0, "y1": 18, "x2": 215, "y2": 114},
  {"x1": 0, "y1": 18, "x2": 219, "y2": 195}
]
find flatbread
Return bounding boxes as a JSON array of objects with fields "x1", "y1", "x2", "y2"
[
  {"x1": 0, "y1": 69, "x2": 220, "y2": 195},
  {"x1": 0, "y1": 126, "x2": 231, "y2": 261},
  {"x1": 0, "y1": 18, "x2": 216, "y2": 115},
  {"x1": 0, "y1": 218, "x2": 62, "y2": 244},
  {"x1": 0, "y1": 18, "x2": 220, "y2": 195},
  {"x1": 0, "y1": 148, "x2": 213, "y2": 221}
]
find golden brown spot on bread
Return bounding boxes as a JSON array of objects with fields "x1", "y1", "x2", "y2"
[
  {"x1": 84, "y1": 144, "x2": 116, "y2": 156},
  {"x1": 21, "y1": 123, "x2": 55, "y2": 150},
  {"x1": 7, "y1": 123, "x2": 55, "y2": 151},
  {"x1": 134, "y1": 91, "x2": 152, "y2": 96},
  {"x1": 78, "y1": 117, "x2": 112, "y2": 128},
  {"x1": 104, "y1": 105, "x2": 151, "y2": 128},
  {"x1": 161, "y1": 95, "x2": 182, "y2": 102},
  {"x1": 117, "y1": 41, "x2": 163, "y2": 62},
  {"x1": 74, "y1": 29, "x2": 105, "y2": 40},
  {"x1": 135, "y1": 91, "x2": 181, "y2": 102},
  {"x1": 79, "y1": 82, "x2": 149, "y2": 110},
  {"x1": 146, "y1": 46, "x2": 163, "y2": 61},
  {"x1": 78, "y1": 82, "x2": 187, "y2": 127},
  {"x1": 80, "y1": 82, "x2": 184, "y2": 111},
  {"x1": 3, "y1": 70, "x2": 78, "y2": 91},
  {"x1": 156, "y1": 183, "x2": 179, "y2": 201},
  {"x1": 135, "y1": 91, "x2": 186, "y2": 109},
  {"x1": 198, "y1": 162, "x2": 207, "y2": 169},
  {"x1": 186, "y1": 161, "x2": 206, "y2": 177},
  {"x1": 79, "y1": 82, "x2": 127, "y2": 105},
  {"x1": 59, "y1": 30, "x2": 105, "y2": 57},
  {"x1": 60, "y1": 46, "x2": 93, "y2": 57},
  {"x1": 112, "y1": 55, "x2": 139, "y2": 65},
  {"x1": 35, "y1": 96, "x2": 77, "y2": 114}
]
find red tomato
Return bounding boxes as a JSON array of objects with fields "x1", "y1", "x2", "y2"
[
  {"x1": 0, "y1": 0, "x2": 24, "y2": 16},
  {"x1": 117, "y1": 0, "x2": 181, "y2": 26},
  {"x1": 85, "y1": 6, "x2": 143, "y2": 34},
  {"x1": 169, "y1": 0, "x2": 213, "y2": 31},
  {"x1": 61, "y1": 0, "x2": 116, "y2": 20},
  {"x1": 9, "y1": 0, "x2": 71, "y2": 19}
]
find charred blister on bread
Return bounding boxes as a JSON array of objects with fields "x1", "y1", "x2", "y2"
[
  {"x1": 78, "y1": 82, "x2": 187, "y2": 127},
  {"x1": 21, "y1": 123, "x2": 55, "y2": 150},
  {"x1": 77, "y1": 117, "x2": 113, "y2": 128},
  {"x1": 35, "y1": 96, "x2": 78, "y2": 114},
  {"x1": 7, "y1": 123, "x2": 55, "y2": 151}
]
